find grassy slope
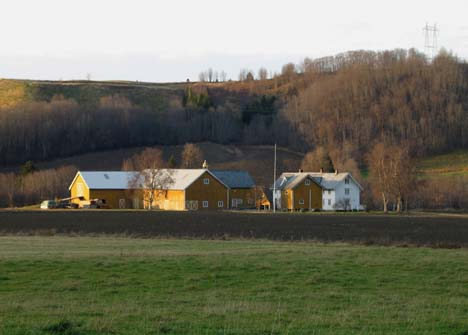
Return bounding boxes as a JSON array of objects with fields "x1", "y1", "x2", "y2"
[
  {"x1": 0, "y1": 236, "x2": 467, "y2": 335},
  {"x1": 418, "y1": 150, "x2": 468, "y2": 178}
]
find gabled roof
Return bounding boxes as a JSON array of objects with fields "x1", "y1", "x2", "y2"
[
  {"x1": 272, "y1": 173, "x2": 323, "y2": 190},
  {"x1": 142, "y1": 169, "x2": 227, "y2": 190},
  {"x1": 272, "y1": 171, "x2": 363, "y2": 191},
  {"x1": 211, "y1": 170, "x2": 255, "y2": 189},
  {"x1": 70, "y1": 169, "x2": 229, "y2": 191},
  {"x1": 69, "y1": 171, "x2": 139, "y2": 190},
  {"x1": 309, "y1": 172, "x2": 363, "y2": 191}
]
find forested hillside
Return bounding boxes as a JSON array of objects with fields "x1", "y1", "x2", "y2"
[{"x1": 1, "y1": 49, "x2": 467, "y2": 167}]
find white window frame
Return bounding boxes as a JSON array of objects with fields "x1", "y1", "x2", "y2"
[
  {"x1": 203, "y1": 178, "x2": 210, "y2": 185},
  {"x1": 218, "y1": 201, "x2": 224, "y2": 208},
  {"x1": 345, "y1": 178, "x2": 350, "y2": 184},
  {"x1": 305, "y1": 179, "x2": 311, "y2": 186},
  {"x1": 202, "y1": 200, "x2": 209, "y2": 208},
  {"x1": 299, "y1": 199, "x2": 305, "y2": 205},
  {"x1": 327, "y1": 190, "x2": 331, "y2": 195},
  {"x1": 345, "y1": 188, "x2": 350, "y2": 195},
  {"x1": 328, "y1": 199, "x2": 331, "y2": 206}
]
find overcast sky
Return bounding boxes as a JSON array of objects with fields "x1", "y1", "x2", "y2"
[{"x1": 1, "y1": 0, "x2": 467, "y2": 82}]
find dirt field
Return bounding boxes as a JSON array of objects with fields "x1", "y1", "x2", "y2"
[{"x1": 1, "y1": 210, "x2": 468, "y2": 248}]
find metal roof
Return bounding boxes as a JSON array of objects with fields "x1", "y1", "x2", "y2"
[
  {"x1": 69, "y1": 171, "x2": 139, "y2": 190},
  {"x1": 70, "y1": 169, "x2": 230, "y2": 191},
  {"x1": 272, "y1": 173, "x2": 322, "y2": 190},
  {"x1": 211, "y1": 170, "x2": 255, "y2": 188},
  {"x1": 273, "y1": 172, "x2": 362, "y2": 191}
]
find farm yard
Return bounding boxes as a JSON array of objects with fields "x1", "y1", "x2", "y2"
[{"x1": 0, "y1": 236, "x2": 467, "y2": 335}]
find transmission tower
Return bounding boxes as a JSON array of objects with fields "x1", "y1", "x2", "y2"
[{"x1": 423, "y1": 23, "x2": 439, "y2": 62}]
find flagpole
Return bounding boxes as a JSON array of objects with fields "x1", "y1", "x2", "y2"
[{"x1": 273, "y1": 143, "x2": 277, "y2": 213}]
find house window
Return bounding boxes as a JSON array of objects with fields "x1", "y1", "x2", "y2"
[
  {"x1": 202, "y1": 201, "x2": 209, "y2": 208},
  {"x1": 322, "y1": 199, "x2": 325, "y2": 205},
  {"x1": 203, "y1": 178, "x2": 210, "y2": 185},
  {"x1": 299, "y1": 199, "x2": 305, "y2": 205},
  {"x1": 345, "y1": 178, "x2": 350, "y2": 184},
  {"x1": 328, "y1": 199, "x2": 331, "y2": 206},
  {"x1": 345, "y1": 188, "x2": 350, "y2": 195},
  {"x1": 305, "y1": 179, "x2": 311, "y2": 186},
  {"x1": 327, "y1": 190, "x2": 331, "y2": 195},
  {"x1": 218, "y1": 201, "x2": 224, "y2": 208}
]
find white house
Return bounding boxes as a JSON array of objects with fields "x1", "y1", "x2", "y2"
[
  {"x1": 308, "y1": 171, "x2": 363, "y2": 210},
  {"x1": 272, "y1": 170, "x2": 363, "y2": 211}
]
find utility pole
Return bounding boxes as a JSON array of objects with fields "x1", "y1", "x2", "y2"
[{"x1": 273, "y1": 143, "x2": 277, "y2": 213}]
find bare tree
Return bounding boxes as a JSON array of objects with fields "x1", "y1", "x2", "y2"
[
  {"x1": 181, "y1": 143, "x2": 203, "y2": 168},
  {"x1": 220, "y1": 71, "x2": 228, "y2": 82},
  {"x1": 198, "y1": 72, "x2": 206, "y2": 82},
  {"x1": 301, "y1": 147, "x2": 334, "y2": 172},
  {"x1": 207, "y1": 68, "x2": 214, "y2": 83},
  {"x1": 388, "y1": 146, "x2": 417, "y2": 212},
  {"x1": 0, "y1": 173, "x2": 17, "y2": 207},
  {"x1": 126, "y1": 148, "x2": 174, "y2": 209},
  {"x1": 367, "y1": 142, "x2": 393, "y2": 213},
  {"x1": 258, "y1": 67, "x2": 268, "y2": 81}
]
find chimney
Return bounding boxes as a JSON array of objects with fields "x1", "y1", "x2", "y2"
[
  {"x1": 202, "y1": 160, "x2": 208, "y2": 169},
  {"x1": 320, "y1": 168, "x2": 323, "y2": 173}
]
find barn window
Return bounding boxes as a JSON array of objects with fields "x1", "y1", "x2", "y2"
[
  {"x1": 299, "y1": 199, "x2": 305, "y2": 205},
  {"x1": 202, "y1": 201, "x2": 209, "y2": 208},
  {"x1": 218, "y1": 201, "x2": 224, "y2": 208},
  {"x1": 203, "y1": 178, "x2": 210, "y2": 185},
  {"x1": 76, "y1": 183, "x2": 84, "y2": 196},
  {"x1": 345, "y1": 188, "x2": 350, "y2": 195},
  {"x1": 305, "y1": 179, "x2": 311, "y2": 186}
]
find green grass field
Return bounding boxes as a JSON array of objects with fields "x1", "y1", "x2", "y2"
[
  {"x1": 0, "y1": 237, "x2": 467, "y2": 335},
  {"x1": 418, "y1": 150, "x2": 468, "y2": 178}
]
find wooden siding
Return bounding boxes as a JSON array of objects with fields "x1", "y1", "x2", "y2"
[
  {"x1": 70, "y1": 174, "x2": 90, "y2": 204},
  {"x1": 291, "y1": 177, "x2": 322, "y2": 210},
  {"x1": 185, "y1": 171, "x2": 228, "y2": 210},
  {"x1": 89, "y1": 189, "x2": 133, "y2": 209},
  {"x1": 145, "y1": 190, "x2": 185, "y2": 210},
  {"x1": 229, "y1": 188, "x2": 255, "y2": 208},
  {"x1": 280, "y1": 177, "x2": 323, "y2": 211}
]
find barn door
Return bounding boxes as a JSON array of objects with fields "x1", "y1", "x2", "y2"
[{"x1": 119, "y1": 198, "x2": 126, "y2": 209}]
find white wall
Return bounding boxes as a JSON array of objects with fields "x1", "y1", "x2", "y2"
[{"x1": 332, "y1": 178, "x2": 361, "y2": 210}]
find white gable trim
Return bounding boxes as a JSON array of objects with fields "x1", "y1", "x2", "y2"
[{"x1": 68, "y1": 171, "x2": 90, "y2": 191}]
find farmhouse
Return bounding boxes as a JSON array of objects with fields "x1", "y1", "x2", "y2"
[
  {"x1": 272, "y1": 172, "x2": 323, "y2": 211},
  {"x1": 272, "y1": 171, "x2": 363, "y2": 211}
]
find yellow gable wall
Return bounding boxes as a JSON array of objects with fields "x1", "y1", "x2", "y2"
[
  {"x1": 185, "y1": 171, "x2": 228, "y2": 210},
  {"x1": 291, "y1": 178, "x2": 323, "y2": 210},
  {"x1": 70, "y1": 174, "x2": 90, "y2": 204},
  {"x1": 70, "y1": 174, "x2": 141, "y2": 209}
]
